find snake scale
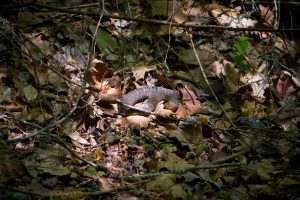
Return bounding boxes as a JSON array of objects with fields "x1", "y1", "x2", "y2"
[{"x1": 118, "y1": 87, "x2": 181, "y2": 115}]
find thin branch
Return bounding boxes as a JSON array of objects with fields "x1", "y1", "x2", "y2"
[
  {"x1": 188, "y1": 33, "x2": 236, "y2": 128},
  {"x1": 14, "y1": 120, "x2": 98, "y2": 167},
  {"x1": 28, "y1": 2, "x2": 300, "y2": 33},
  {"x1": 0, "y1": 184, "x2": 133, "y2": 198},
  {"x1": 211, "y1": 148, "x2": 250, "y2": 164},
  {"x1": 120, "y1": 162, "x2": 241, "y2": 181}
]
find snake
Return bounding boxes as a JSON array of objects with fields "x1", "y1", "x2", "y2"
[{"x1": 118, "y1": 87, "x2": 181, "y2": 115}]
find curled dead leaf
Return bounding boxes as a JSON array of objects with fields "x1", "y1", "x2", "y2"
[
  {"x1": 125, "y1": 115, "x2": 153, "y2": 129},
  {"x1": 176, "y1": 85, "x2": 203, "y2": 118},
  {"x1": 272, "y1": 71, "x2": 298, "y2": 100}
]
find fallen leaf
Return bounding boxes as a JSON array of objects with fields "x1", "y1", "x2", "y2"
[
  {"x1": 272, "y1": 71, "x2": 298, "y2": 100},
  {"x1": 89, "y1": 25, "x2": 120, "y2": 55},
  {"x1": 259, "y1": 4, "x2": 276, "y2": 27},
  {"x1": 88, "y1": 59, "x2": 112, "y2": 88},
  {"x1": 125, "y1": 115, "x2": 153, "y2": 129},
  {"x1": 178, "y1": 48, "x2": 215, "y2": 66},
  {"x1": 23, "y1": 85, "x2": 38, "y2": 102},
  {"x1": 154, "y1": 101, "x2": 175, "y2": 117},
  {"x1": 132, "y1": 64, "x2": 157, "y2": 80},
  {"x1": 241, "y1": 100, "x2": 255, "y2": 117},
  {"x1": 92, "y1": 148, "x2": 105, "y2": 160},
  {"x1": 157, "y1": 150, "x2": 193, "y2": 170},
  {"x1": 96, "y1": 77, "x2": 123, "y2": 102},
  {"x1": 224, "y1": 62, "x2": 240, "y2": 95},
  {"x1": 37, "y1": 163, "x2": 71, "y2": 176},
  {"x1": 208, "y1": 4, "x2": 257, "y2": 28},
  {"x1": 176, "y1": 85, "x2": 203, "y2": 118},
  {"x1": 18, "y1": 11, "x2": 45, "y2": 27},
  {"x1": 68, "y1": 131, "x2": 89, "y2": 145},
  {"x1": 211, "y1": 61, "x2": 226, "y2": 78}
]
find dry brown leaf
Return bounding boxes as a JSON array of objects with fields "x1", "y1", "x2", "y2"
[
  {"x1": 241, "y1": 100, "x2": 255, "y2": 117},
  {"x1": 95, "y1": 76, "x2": 123, "y2": 102},
  {"x1": 275, "y1": 38, "x2": 298, "y2": 58},
  {"x1": 157, "y1": 150, "x2": 193, "y2": 170},
  {"x1": 68, "y1": 132, "x2": 88, "y2": 145},
  {"x1": 132, "y1": 65, "x2": 157, "y2": 80},
  {"x1": 178, "y1": 48, "x2": 215, "y2": 66},
  {"x1": 208, "y1": 4, "x2": 257, "y2": 28},
  {"x1": 22, "y1": 60, "x2": 49, "y2": 86},
  {"x1": 241, "y1": 71, "x2": 269, "y2": 103},
  {"x1": 88, "y1": 59, "x2": 112, "y2": 88},
  {"x1": 125, "y1": 115, "x2": 153, "y2": 129},
  {"x1": 154, "y1": 101, "x2": 175, "y2": 117},
  {"x1": 278, "y1": 107, "x2": 300, "y2": 121},
  {"x1": 98, "y1": 86, "x2": 123, "y2": 102},
  {"x1": 272, "y1": 71, "x2": 298, "y2": 100},
  {"x1": 176, "y1": 86, "x2": 203, "y2": 118},
  {"x1": 92, "y1": 148, "x2": 105, "y2": 160},
  {"x1": 259, "y1": 4, "x2": 275, "y2": 27},
  {"x1": 211, "y1": 61, "x2": 225, "y2": 78},
  {"x1": 224, "y1": 62, "x2": 240, "y2": 95},
  {"x1": 178, "y1": 119, "x2": 203, "y2": 145},
  {"x1": 87, "y1": 95, "x2": 116, "y2": 117}
]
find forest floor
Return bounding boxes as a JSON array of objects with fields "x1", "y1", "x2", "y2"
[{"x1": 1, "y1": 0, "x2": 300, "y2": 199}]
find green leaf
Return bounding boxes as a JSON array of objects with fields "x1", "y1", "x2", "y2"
[
  {"x1": 97, "y1": 171, "x2": 106, "y2": 176},
  {"x1": 229, "y1": 52, "x2": 243, "y2": 64},
  {"x1": 26, "y1": 167, "x2": 39, "y2": 178},
  {"x1": 161, "y1": 143, "x2": 173, "y2": 148},
  {"x1": 86, "y1": 167, "x2": 97, "y2": 173},
  {"x1": 37, "y1": 164, "x2": 71, "y2": 176},
  {"x1": 0, "y1": 139, "x2": 7, "y2": 146},
  {"x1": 239, "y1": 35, "x2": 250, "y2": 41},
  {"x1": 89, "y1": 25, "x2": 120, "y2": 54},
  {"x1": 238, "y1": 62, "x2": 251, "y2": 72},
  {"x1": 234, "y1": 36, "x2": 250, "y2": 54},
  {"x1": 229, "y1": 52, "x2": 251, "y2": 72}
]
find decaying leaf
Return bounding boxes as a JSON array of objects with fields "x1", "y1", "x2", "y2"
[
  {"x1": 23, "y1": 85, "x2": 38, "y2": 102},
  {"x1": 154, "y1": 101, "x2": 175, "y2": 117},
  {"x1": 67, "y1": 131, "x2": 88, "y2": 145},
  {"x1": 259, "y1": 4, "x2": 276, "y2": 27},
  {"x1": 178, "y1": 48, "x2": 215, "y2": 66},
  {"x1": 88, "y1": 59, "x2": 113, "y2": 88},
  {"x1": 124, "y1": 115, "x2": 153, "y2": 129},
  {"x1": 157, "y1": 148, "x2": 193, "y2": 170},
  {"x1": 208, "y1": 4, "x2": 257, "y2": 28},
  {"x1": 224, "y1": 62, "x2": 240, "y2": 95},
  {"x1": 272, "y1": 71, "x2": 298, "y2": 100},
  {"x1": 95, "y1": 78, "x2": 123, "y2": 102},
  {"x1": 37, "y1": 164, "x2": 71, "y2": 176},
  {"x1": 2, "y1": 1, "x2": 300, "y2": 199},
  {"x1": 89, "y1": 25, "x2": 120, "y2": 55},
  {"x1": 132, "y1": 64, "x2": 157, "y2": 81},
  {"x1": 176, "y1": 85, "x2": 203, "y2": 118}
]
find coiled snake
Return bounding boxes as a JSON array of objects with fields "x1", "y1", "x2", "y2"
[{"x1": 118, "y1": 87, "x2": 181, "y2": 115}]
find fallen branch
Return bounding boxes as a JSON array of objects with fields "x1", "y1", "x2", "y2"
[
  {"x1": 28, "y1": 2, "x2": 300, "y2": 33},
  {"x1": 120, "y1": 162, "x2": 240, "y2": 181}
]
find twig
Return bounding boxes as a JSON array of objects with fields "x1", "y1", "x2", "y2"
[
  {"x1": 188, "y1": 33, "x2": 236, "y2": 128},
  {"x1": 15, "y1": 120, "x2": 98, "y2": 167},
  {"x1": 47, "y1": 134, "x2": 98, "y2": 167},
  {"x1": 0, "y1": 184, "x2": 133, "y2": 198},
  {"x1": 211, "y1": 148, "x2": 251, "y2": 164},
  {"x1": 120, "y1": 162, "x2": 240, "y2": 181},
  {"x1": 7, "y1": 48, "x2": 89, "y2": 144},
  {"x1": 7, "y1": 73, "x2": 85, "y2": 143},
  {"x1": 118, "y1": 100, "x2": 180, "y2": 122},
  {"x1": 28, "y1": 2, "x2": 300, "y2": 33},
  {"x1": 118, "y1": 100, "x2": 204, "y2": 124}
]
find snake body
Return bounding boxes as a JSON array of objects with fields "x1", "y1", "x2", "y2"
[{"x1": 119, "y1": 87, "x2": 181, "y2": 115}]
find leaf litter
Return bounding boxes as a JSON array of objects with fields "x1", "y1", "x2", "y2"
[{"x1": 0, "y1": 0, "x2": 300, "y2": 199}]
